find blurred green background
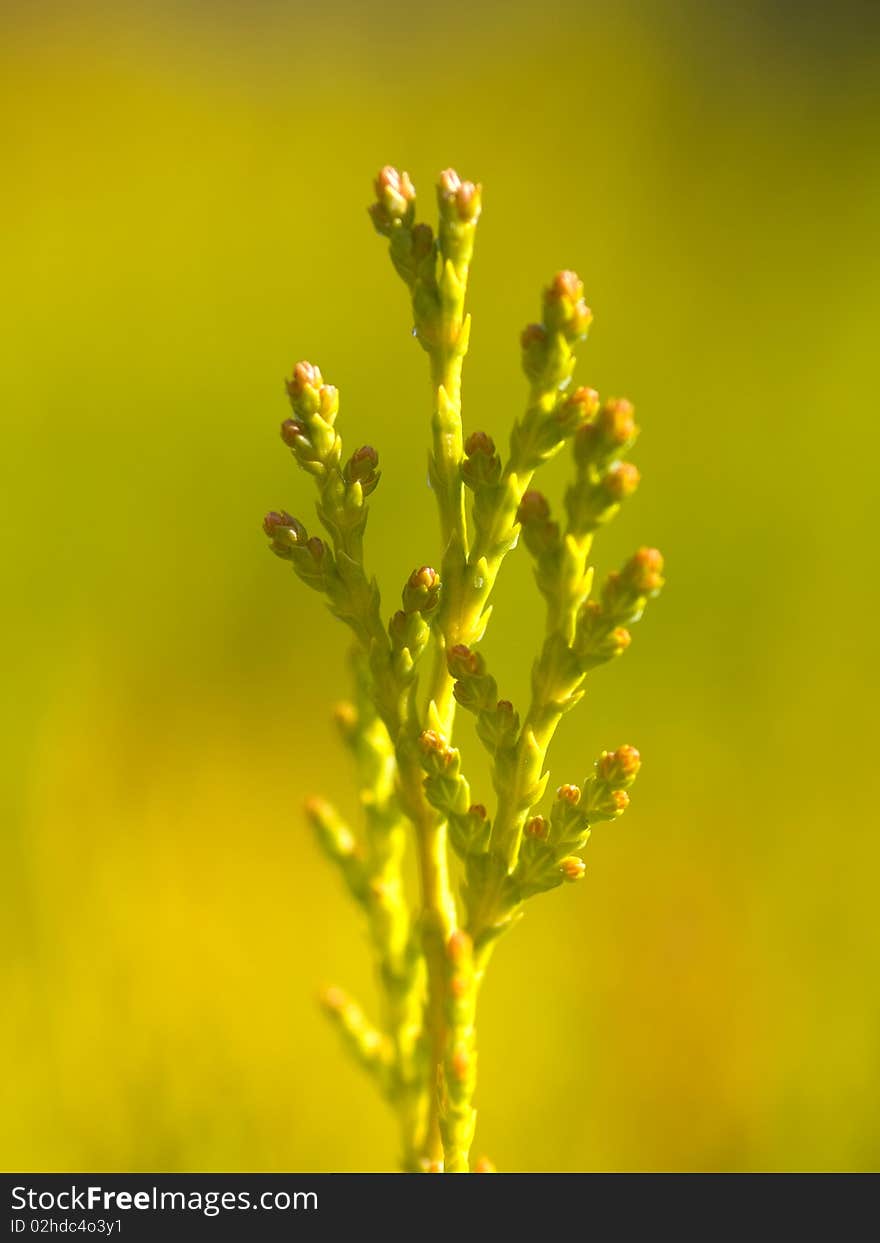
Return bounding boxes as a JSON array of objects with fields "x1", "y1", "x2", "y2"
[{"x1": 3, "y1": 0, "x2": 879, "y2": 1172}]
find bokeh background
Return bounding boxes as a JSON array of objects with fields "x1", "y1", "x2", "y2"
[{"x1": 3, "y1": 0, "x2": 879, "y2": 1172}]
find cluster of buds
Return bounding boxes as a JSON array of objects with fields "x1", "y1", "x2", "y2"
[
  {"x1": 369, "y1": 167, "x2": 440, "y2": 342},
  {"x1": 512, "y1": 746, "x2": 641, "y2": 899},
  {"x1": 368, "y1": 166, "x2": 416, "y2": 235},
  {"x1": 281, "y1": 361, "x2": 341, "y2": 477},
  {"x1": 511, "y1": 273, "x2": 598, "y2": 473},
  {"x1": 279, "y1": 361, "x2": 383, "y2": 552},
  {"x1": 389, "y1": 567, "x2": 442, "y2": 684},
  {"x1": 565, "y1": 397, "x2": 641, "y2": 536},
  {"x1": 262, "y1": 509, "x2": 334, "y2": 592},
  {"x1": 520, "y1": 271, "x2": 592, "y2": 391},
  {"x1": 461, "y1": 431, "x2": 502, "y2": 491},
  {"x1": 575, "y1": 548, "x2": 664, "y2": 670},
  {"x1": 436, "y1": 168, "x2": 482, "y2": 277},
  {"x1": 264, "y1": 168, "x2": 666, "y2": 1172},
  {"x1": 517, "y1": 489, "x2": 561, "y2": 562},
  {"x1": 447, "y1": 645, "x2": 520, "y2": 755},
  {"x1": 418, "y1": 730, "x2": 489, "y2": 859}
]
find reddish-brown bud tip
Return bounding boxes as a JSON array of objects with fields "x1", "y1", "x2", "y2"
[
  {"x1": 516, "y1": 489, "x2": 551, "y2": 525},
  {"x1": 280, "y1": 418, "x2": 307, "y2": 446},
  {"x1": 447, "y1": 643, "x2": 482, "y2": 679},
  {"x1": 262, "y1": 510, "x2": 296, "y2": 536},
  {"x1": 465, "y1": 430, "x2": 496, "y2": 457},
  {"x1": 525, "y1": 815, "x2": 549, "y2": 840},
  {"x1": 520, "y1": 322, "x2": 547, "y2": 350},
  {"x1": 306, "y1": 536, "x2": 326, "y2": 563},
  {"x1": 468, "y1": 803, "x2": 488, "y2": 821},
  {"x1": 345, "y1": 444, "x2": 380, "y2": 484},
  {"x1": 557, "y1": 784, "x2": 581, "y2": 806}
]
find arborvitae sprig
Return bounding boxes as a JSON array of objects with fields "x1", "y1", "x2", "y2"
[{"x1": 262, "y1": 167, "x2": 665, "y2": 1172}]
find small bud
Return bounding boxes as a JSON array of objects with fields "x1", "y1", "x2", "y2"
[
  {"x1": 402, "y1": 565, "x2": 441, "y2": 614},
  {"x1": 438, "y1": 168, "x2": 482, "y2": 223},
  {"x1": 320, "y1": 985, "x2": 346, "y2": 1014},
  {"x1": 451, "y1": 1049, "x2": 470, "y2": 1082},
  {"x1": 602, "y1": 461, "x2": 641, "y2": 501},
  {"x1": 388, "y1": 609, "x2": 409, "y2": 646},
  {"x1": 543, "y1": 269, "x2": 593, "y2": 340},
  {"x1": 468, "y1": 804, "x2": 488, "y2": 821},
  {"x1": 418, "y1": 729, "x2": 455, "y2": 772},
  {"x1": 516, "y1": 489, "x2": 551, "y2": 525},
  {"x1": 286, "y1": 360, "x2": 323, "y2": 400},
  {"x1": 447, "y1": 643, "x2": 483, "y2": 679},
  {"x1": 612, "y1": 626, "x2": 632, "y2": 654},
  {"x1": 280, "y1": 418, "x2": 307, "y2": 447},
  {"x1": 262, "y1": 509, "x2": 295, "y2": 536},
  {"x1": 557, "y1": 784, "x2": 581, "y2": 806},
  {"x1": 598, "y1": 398, "x2": 637, "y2": 445},
  {"x1": 465, "y1": 430, "x2": 495, "y2": 457},
  {"x1": 373, "y1": 165, "x2": 415, "y2": 224},
  {"x1": 525, "y1": 815, "x2": 549, "y2": 840},
  {"x1": 493, "y1": 699, "x2": 520, "y2": 747},
  {"x1": 474, "y1": 1157, "x2": 497, "y2": 1174},
  {"x1": 419, "y1": 729, "x2": 446, "y2": 755},
  {"x1": 462, "y1": 430, "x2": 501, "y2": 489},
  {"x1": 597, "y1": 745, "x2": 641, "y2": 786},
  {"x1": 560, "y1": 856, "x2": 586, "y2": 881},
  {"x1": 344, "y1": 445, "x2": 380, "y2": 484},
  {"x1": 411, "y1": 222, "x2": 434, "y2": 262},
  {"x1": 520, "y1": 321, "x2": 549, "y2": 383},
  {"x1": 447, "y1": 929, "x2": 473, "y2": 965},
  {"x1": 623, "y1": 547, "x2": 665, "y2": 594},
  {"x1": 306, "y1": 536, "x2": 327, "y2": 564},
  {"x1": 557, "y1": 386, "x2": 600, "y2": 435},
  {"x1": 333, "y1": 702, "x2": 358, "y2": 737}
]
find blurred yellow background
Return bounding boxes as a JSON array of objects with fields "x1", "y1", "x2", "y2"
[{"x1": 3, "y1": 0, "x2": 879, "y2": 1171}]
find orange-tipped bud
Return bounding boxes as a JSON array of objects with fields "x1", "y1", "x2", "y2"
[
  {"x1": 525, "y1": 815, "x2": 549, "y2": 840},
  {"x1": 557, "y1": 784, "x2": 581, "y2": 805},
  {"x1": 623, "y1": 547, "x2": 665, "y2": 594},
  {"x1": 560, "y1": 856, "x2": 586, "y2": 881},
  {"x1": 597, "y1": 745, "x2": 641, "y2": 786},
  {"x1": 602, "y1": 461, "x2": 641, "y2": 501},
  {"x1": 447, "y1": 643, "x2": 483, "y2": 679},
  {"x1": 438, "y1": 168, "x2": 482, "y2": 223},
  {"x1": 544, "y1": 269, "x2": 593, "y2": 340},
  {"x1": 402, "y1": 565, "x2": 441, "y2": 614},
  {"x1": 286, "y1": 360, "x2": 322, "y2": 399}
]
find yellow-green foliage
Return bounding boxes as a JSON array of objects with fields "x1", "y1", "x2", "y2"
[{"x1": 266, "y1": 169, "x2": 663, "y2": 1170}]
